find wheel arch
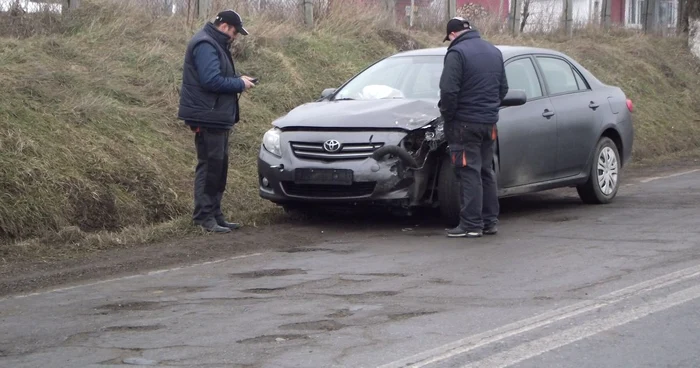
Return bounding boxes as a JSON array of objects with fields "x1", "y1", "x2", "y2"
[{"x1": 601, "y1": 127, "x2": 624, "y2": 166}]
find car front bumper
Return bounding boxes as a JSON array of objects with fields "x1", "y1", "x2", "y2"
[{"x1": 257, "y1": 130, "x2": 419, "y2": 205}]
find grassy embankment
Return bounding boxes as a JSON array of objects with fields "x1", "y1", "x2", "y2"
[{"x1": 1, "y1": 0, "x2": 699, "y2": 261}]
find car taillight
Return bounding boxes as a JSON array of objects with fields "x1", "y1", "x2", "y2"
[{"x1": 626, "y1": 99, "x2": 634, "y2": 112}]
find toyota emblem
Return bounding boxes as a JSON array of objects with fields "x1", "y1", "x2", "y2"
[{"x1": 323, "y1": 139, "x2": 341, "y2": 152}]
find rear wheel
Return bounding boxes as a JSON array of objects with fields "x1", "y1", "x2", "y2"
[{"x1": 577, "y1": 137, "x2": 621, "y2": 204}]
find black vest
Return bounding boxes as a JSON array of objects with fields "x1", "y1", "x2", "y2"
[
  {"x1": 178, "y1": 23, "x2": 239, "y2": 129},
  {"x1": 446, "y1": 30, "x2": 504, "y2": 124}
]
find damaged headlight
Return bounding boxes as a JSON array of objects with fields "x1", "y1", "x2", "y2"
[
  {"x1": 263, "y1": 127, "x2": 282, "y2": 157},
  {"x1": 423, "y1": 119, "x2": 444, "y2": 151}
]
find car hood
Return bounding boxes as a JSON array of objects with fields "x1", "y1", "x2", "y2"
[{"x1": 272, "y1": 99, "x2": 441, "y2": 131}]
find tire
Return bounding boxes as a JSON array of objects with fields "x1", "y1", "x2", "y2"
[
  {"x1": 577, "y1": 137, "x2": 621, "y2": 204},
  {"x1": 437, "y1": 152, "x2": 500, "y2": 228},
  {"x1": 438, "y1": 155, "x2": 460, "y2": 228}
]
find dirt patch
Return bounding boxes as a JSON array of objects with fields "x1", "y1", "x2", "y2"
[
  {"x1": 281, "y1": 247, "x2": 353, "y2": 254},
  {"x1": 279, "y1": 320, "x2": 346, "y2": 331},
  {"x1": 102, "y1": 324, "x2": 164, "y2": 332},
  {"x1": 237, "y1": 334, "x2": 309, "y2": 344},
  {"x1": 536, "y1": 215, "x2": 579, "y2": 223},
  {"x1": 230, "y1": 269, "x2": 307, "y2": 279},
  {"x1": 428, "y1": 278, "x2": 452, "y2": 284},
  {"x1": 321, "y1": 291, "x2": 401, "y2": 301},
  {"x1": 388, "y1": 311, "x2": 438, "y2": 321},
  {"x1": 377, "y1": 29, "x2": 424, "y2": 51},
  {"x1": 326, "y1": 309, "x2": 354, "y2": 318},
  {"x1": 0, "y1": 223, "x2": 329, "y2": 297},
  {"x1": 136, "y1": 286, "x2": 210, "y2": 294},
  {"x1": 241, "y1": 287, "x2": 287, "y2": 294},
  {"x1": 95, "y1": 301, "x2": 170, "y2": 312}
]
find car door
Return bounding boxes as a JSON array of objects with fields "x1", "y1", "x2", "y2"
[
  {"x1": 534, "y1": 55, "x2": 599, "y2": 179},
  {"x1": 498, "y1": 56, "x2": 559, "y2": 188}
]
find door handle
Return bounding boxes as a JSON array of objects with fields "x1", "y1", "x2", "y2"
[
  {"x1": 589, "y1": 101, "x2": 599, "y2": 109},
  {"x1": 542, "y1": 110, "x2": 555, "y2": 118}
]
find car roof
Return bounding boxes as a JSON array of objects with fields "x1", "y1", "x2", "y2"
[{"x1": 389, "y1": 45, "x2": 566, "y2": 60}]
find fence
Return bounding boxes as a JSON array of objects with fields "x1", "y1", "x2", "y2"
[{"x1": 1, "y1": 0, "x2": 686, "y2": 36}]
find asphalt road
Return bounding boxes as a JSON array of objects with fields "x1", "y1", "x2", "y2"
[{"x1": 1, "y1": 167, "x2": 700, "y2": 368}]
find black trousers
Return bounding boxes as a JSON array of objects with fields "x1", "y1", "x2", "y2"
[
  {"x1": 192, "y1": 127, "x2": 230, "y2": 225},
  {"x1": 446, "y1": 121, "x2": 499, "y2": 231}
]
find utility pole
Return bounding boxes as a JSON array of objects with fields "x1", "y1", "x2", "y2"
[
  {"x1": 600, "y1": 0, "x2": 612, "y2": 28},
  {"x1": 563, "y1": 0, "x2": 573, "y2": 36},
  {"x1": 509, "y1": 0, "x2": 521, "y2": 35},
  {"x1": 447, "y1": 0, "x2": 456, "y2": 21}
]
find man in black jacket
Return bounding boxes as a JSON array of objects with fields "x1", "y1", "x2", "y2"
[
  {"x1": 178, "y1": 10, "x2": 256, "y2": 233},
  {"x1": 439, "y1": 17, "x2": 508, "y2": 238}
]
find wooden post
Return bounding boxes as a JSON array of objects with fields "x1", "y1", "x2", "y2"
[
  {"x1": 303, "y1": 0, "x2": 314, "y2": 27},
  {"x1": 62, "y1": 0, "x2": 80, "y2": 12},
  {"x1": 447, "y1": 0, "x2": 457, "y2": 21},
  {"x1": 677, "y1": 0, "x2": 686, "y2": 33},
  {"x1": 510, "y1": 0, "x2": 521, "y2": 35},
  {"x1": 563, "y1": 0, "x2": 573, "y2": 36},
  {"x1": 601, "y1": 0, "x2": 612, "y2": 28},
  {"x1": 195, "y1": 0, "x2": 211, "y2": 19},
  {"x1": 409, "y1": 0, "x2": 415, "y2": 27}
]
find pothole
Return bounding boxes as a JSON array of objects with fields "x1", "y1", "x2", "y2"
[
  {"x1": 237, "y1": 334, "x2": 309, "y2": 344},
  {"x1": 388, "y1": 311, "x2": 438, "y2": 321},
  {"x1": 279, "y1": 320, "x2": 346, "y2": 331},
  {"x1": 230, "y1": 268, "x2": 307, "y2": 278}
]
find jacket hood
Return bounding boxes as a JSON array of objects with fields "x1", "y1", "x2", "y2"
[{"x1": 272, "y1": 99, "x2": 441, "y2": 131}]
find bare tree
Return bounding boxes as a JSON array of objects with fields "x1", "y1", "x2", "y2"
[
  {"x1": 687, "y1": 0, "x2": 700, "y2": 58},
  {"x1": 519, "y1": 0, "x2": 531, "y2": 32}
]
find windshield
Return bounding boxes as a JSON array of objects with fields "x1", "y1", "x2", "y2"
[{"x1": 333, "y1": 55, "x2": 444, "y2": 101}]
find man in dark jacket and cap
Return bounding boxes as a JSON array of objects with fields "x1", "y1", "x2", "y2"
[
  {"x1": 178, "y1": 10, "x2": 256, "y2": 233},
  {"x1": 439, "y1": 17, "x2": 508, "y2": 238}
]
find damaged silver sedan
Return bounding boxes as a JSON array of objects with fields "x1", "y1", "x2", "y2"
[{"x1": 257, "y1": 46, "x2": 634, "y2": 226}]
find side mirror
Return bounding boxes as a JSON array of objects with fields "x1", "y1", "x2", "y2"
[
  {"x1": 501, "y1": 89, "x2": 527, "y2": 107},
  {"x1": 320, "y1": 88, "x2": 337, "y2": 100}
]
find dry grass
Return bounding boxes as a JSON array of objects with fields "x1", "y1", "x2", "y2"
[{"x1": 1, "y1": 0, "x2": 699, "y2": 262}]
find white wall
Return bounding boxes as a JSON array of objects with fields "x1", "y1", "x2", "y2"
[
  {"x1": 521, "y1": 0, "x2": 593, "y2": 32},
  {"x1": 0, "y1": 0, "x2": 61, "y2": 12}
]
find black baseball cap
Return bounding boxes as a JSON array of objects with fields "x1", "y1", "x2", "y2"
[
  {"x1": 215, "y1": 10, "x2": 249, "y2": 35},
  {"x1": 443, "y1": 16, "x2": 470, "y2": 42}
]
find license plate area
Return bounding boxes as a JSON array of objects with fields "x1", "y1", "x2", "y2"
[{"x1": 294, "y1": 168, "x2": 353, "y2": 185}]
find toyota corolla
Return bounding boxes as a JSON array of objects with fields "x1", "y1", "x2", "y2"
[{"x1": 257, "y1": 46, "x2": 634, "y2": 226}]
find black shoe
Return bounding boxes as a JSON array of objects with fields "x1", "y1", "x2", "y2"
[
  {"x1": 447, "y1": 226, "x2": 467, "y2": 237},
  {"x1": 447, "y1": 227, "x2": 483, "y2": 238},
  {"x1": 201, "y1": 223, "x2": 231, "y2": 233},
  {"x1": 484, "y1": 225, "x2": 498, "y2": 235},
  {"x1": 216, "y1": 218, "x2": 241, "y2": 230}
]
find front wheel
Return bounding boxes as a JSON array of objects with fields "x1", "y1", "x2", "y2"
[
  {"x1": 577, "y1": 137, "x2": 621, "y2": 204},
  {"x1": 438, "y1": 156, "x2": 460, "y2": 228},
  {"x1": 437, "y1": 152, "x2": 499, "y2": 227}
]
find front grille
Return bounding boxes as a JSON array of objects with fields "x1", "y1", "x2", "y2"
[
  {"x1": 290, "y1": 141, "x2": 384, "y2": 161},
  {"x1": 282, "y1": 182, "x2": 376, "y2": 198}
]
